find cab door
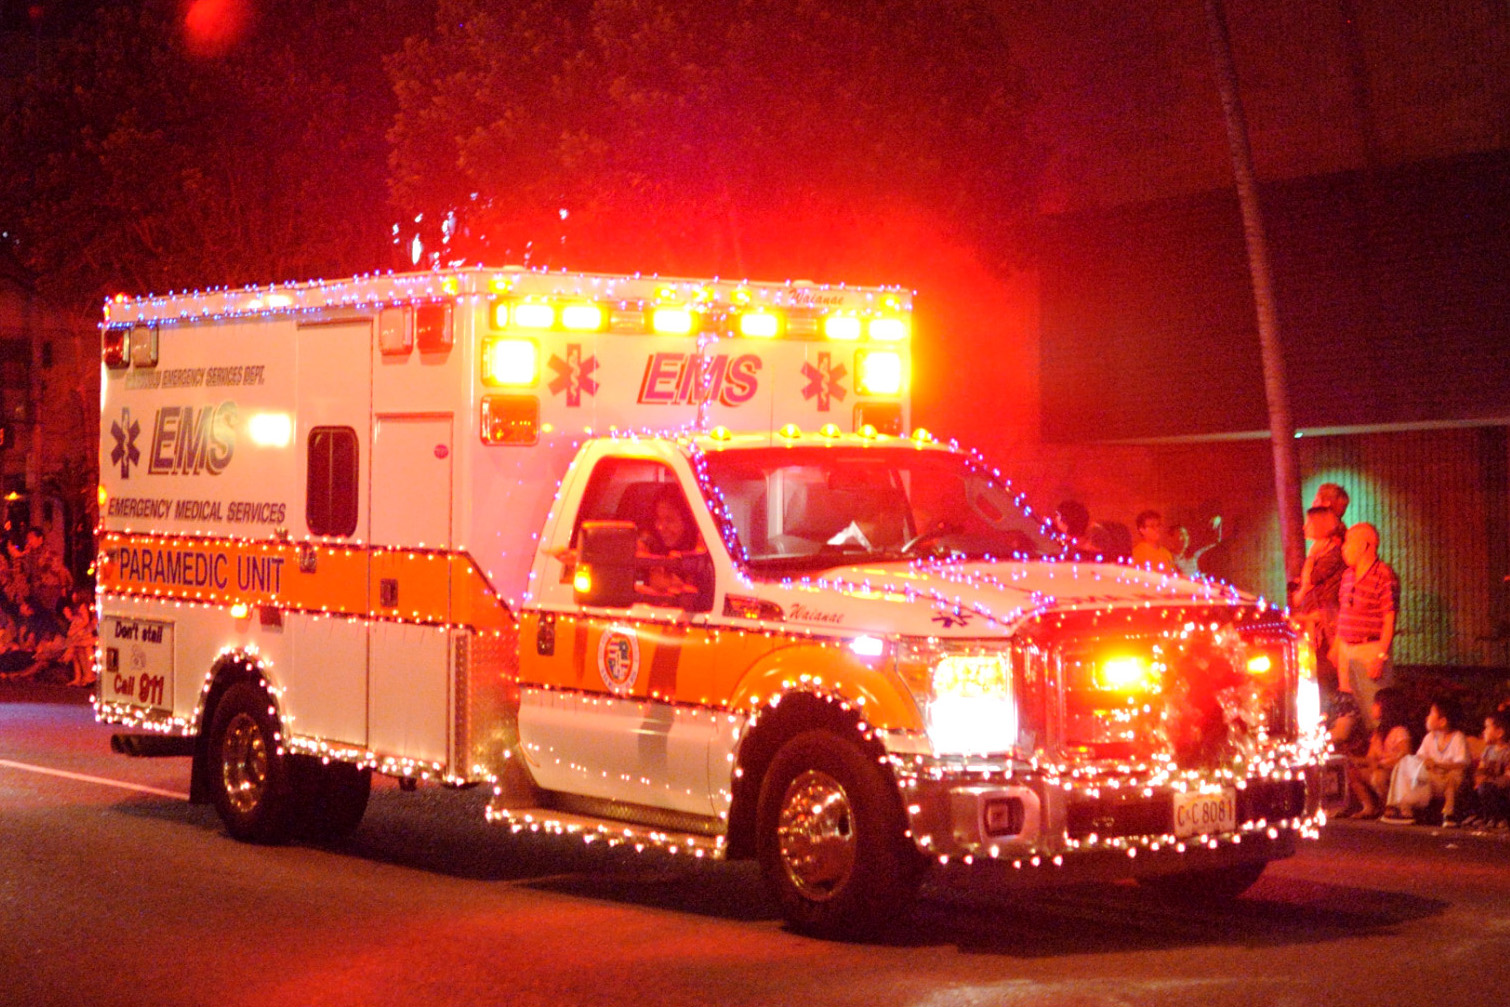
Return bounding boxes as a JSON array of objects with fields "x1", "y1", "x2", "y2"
[{"x1": 518, "y1": 453, "x2": 721, "y2": 817}]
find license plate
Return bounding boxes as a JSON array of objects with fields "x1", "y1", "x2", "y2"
[{"x1": 1173, "y1": 788, "x2": 1237, "y2": 837}]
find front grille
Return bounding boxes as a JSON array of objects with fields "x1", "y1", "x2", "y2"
[
  {"x1": 1065, "y1": 792, "x2": 1175, "y2": 839},
  {"x1": 1064, "y1": 777, "x2": 1306, "y2": 841}
]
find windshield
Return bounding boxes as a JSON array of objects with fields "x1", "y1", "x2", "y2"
[{"x1": 700, "y1": 446, "x2": 1054, "y2": 573}]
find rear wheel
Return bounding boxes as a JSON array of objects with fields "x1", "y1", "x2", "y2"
[
  {"x1": 208, "y1": 681, "x2": 297, "y2": 844},
  {"x1": 756, "y1": 730, "x2": 923, "y2": 938},
  {"x1": 1138, "y1": 860, "x2": 1268, "y2": 901}
]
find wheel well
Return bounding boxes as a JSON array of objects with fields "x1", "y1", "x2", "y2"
[
  {"x1": 724, "y1": 691, "x2": 890, "y2": 860},
  {"x1": 189, "y1": 658, "x2": 273, "y2": 804}
]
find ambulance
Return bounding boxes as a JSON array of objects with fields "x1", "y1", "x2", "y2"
[{"x1": 97, "y1": 267, "x2": 1328, "y2": 936}]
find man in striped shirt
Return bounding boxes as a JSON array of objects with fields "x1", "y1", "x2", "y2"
[{"x1": 1331, "y1": 523, "x2": 1399, "y2": 733}]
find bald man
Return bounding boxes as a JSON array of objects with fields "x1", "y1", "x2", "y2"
[{"x1": 1331, "y1": 523, "x2": 1399, "y2": 732}]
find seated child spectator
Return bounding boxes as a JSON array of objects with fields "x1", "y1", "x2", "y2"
[
  {"x1": 1383, "y1": 695, "x2": 1472, "y2": 826},
  {"x1": 0, "y1": 611, "x2": 42, "y2": 679},
  {"x1": 1470, "y1": 710, "x2": 1510, "y2": 828},
  {"x1": 1345, "y1": 686, "x2": 1412, "y2": 819},
  {"x1": 1131, "y1": 510, "x2": 1177, "y2": 571}
]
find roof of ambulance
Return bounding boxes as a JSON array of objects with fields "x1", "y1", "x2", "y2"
[
  {"x1": 682, "y1": 429, "x2": 954, "y2": 453},
  {"x1": 104, "y1": 266, "x2": 913, "y2": 324}
]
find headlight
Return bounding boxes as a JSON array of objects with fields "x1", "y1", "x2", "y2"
[
  {"x1": 1295, "y1": 634, "x2": 1322, "y2": 734},
  {"x1": 1095, "y1": 655, "x2": 1156, "y2": 692},
  {"x1": 898, "y1": 642, "x2": 1018, "y2": 756}
]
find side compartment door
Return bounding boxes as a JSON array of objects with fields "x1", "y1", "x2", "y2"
[
  {"x1": 287, "y1": 321, "x2": 371, "y2": 748},
  {"x1": 518, "y1": 455, "x2": 721, "y2": 816},
  {"x1": 368, "y1": 413, "x2": 454, "y2": 767}
]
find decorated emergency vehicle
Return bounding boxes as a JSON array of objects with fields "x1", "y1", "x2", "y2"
[{"x1": 97, "y1": 267, "x2": 1328, "y2": 936}]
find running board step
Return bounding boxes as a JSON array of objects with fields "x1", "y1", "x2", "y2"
[
  {"x1": 111, "y1": 734, "x2": 196, "y2": 758},
  {"x1": 485, "y1": 805, "x2": 728, "y2": 859}
]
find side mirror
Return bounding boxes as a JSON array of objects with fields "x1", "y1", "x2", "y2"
[{"x1": 574, "y1": 520, "x2": 639, "y2": 608}]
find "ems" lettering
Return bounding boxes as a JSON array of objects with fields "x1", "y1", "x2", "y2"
[{"x1": 636, "y1": 354, "x2": 761, "y2": 406}]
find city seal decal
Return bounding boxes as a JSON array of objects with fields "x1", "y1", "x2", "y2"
[{"x1": 597, "y1": 626, "x2": 641, "y2": 695}]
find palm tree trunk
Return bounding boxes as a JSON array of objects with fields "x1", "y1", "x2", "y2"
[{"x1": 1203, "y1": 0, "x2": 1306, "y2": 587}]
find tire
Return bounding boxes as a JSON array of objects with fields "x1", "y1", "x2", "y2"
[
  {"x1": 291, "y1": 757, "x2": 372, "y2": 842},
  {"x1": 207, "y1": 681, "x2": 298, "y2": 844},
  {"x1": 756, "y1": 730, "x2": 924, "y2": 938},
  {"x1": 1138, "y1": 860, "x2": 1268, "y2": 901}
]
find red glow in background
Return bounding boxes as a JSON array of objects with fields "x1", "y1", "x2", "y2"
[{"x1": 183, "y1": 0, "x2": 252, "y2": 57}]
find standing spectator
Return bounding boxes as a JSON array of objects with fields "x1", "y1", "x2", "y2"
[
  {"x1": 5, "y1": 526, "x2": 69, "y2": 612},
  {"x1": 1168, "y1": 524, "x2": 1198, "y2": 575},
  {"x1": 1131, "y1": 510, "x2": 1177, "y2": 571},
  {"x1": 1196, "y1": 515, "x2": 1239, "y2": 584},
  {"x1": 1054, "y1": 500, "x2": 1096, "y2": 560},
  {"x1": 1312, "y1": 483, "x2": 1350, "y2": 528},
  {"x1": 60, "y1": 595, "x2": 97, "y2": 687},
  {"x1": 1383, "y1": 696, "x2": 1471, "y2": 826},
  {"x1": 1470, "y1": 710, "x2": 1510, "y2": 827},
  {"x1": 1294, "y1": 506, "x2": 1347, "y2": 697},
  {"x1": 30, "y1": 530, "x2": 74, "y2": 614},
  {"x1": 1087, "y1": 520, "x2": 1132, "y2": 561},
  {"x1": 1331, "y1": 523, "x2": 1399, "y2": 733}
]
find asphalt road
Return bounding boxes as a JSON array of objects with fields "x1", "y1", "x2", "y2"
[{"x1": 4, "y1": 693, "x2": 1508, "y2": 1007}]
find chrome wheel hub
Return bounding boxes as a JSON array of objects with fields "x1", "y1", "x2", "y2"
[
  {"x1": 776, "y1": 769, "x2": 856, "y2": 900},
  {"x1": 222, "y1": 712, "x2": 269, "y2": 814}
]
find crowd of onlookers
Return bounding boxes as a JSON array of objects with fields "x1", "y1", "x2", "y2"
[
  {"x1": 1049, "y1": 499, "x2": 1235, "y2": 580},
  {"x1": 0, "y1": 526, "x2": 96, "y2": 688},
  {"x1": 1055, "y1": 482, "x2": 1510, "y2": 829},
  {"x1": 1333, "y1": 689, "x2": 1510, "y2": 828}
]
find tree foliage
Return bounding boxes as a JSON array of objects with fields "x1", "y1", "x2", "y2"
[
  {"x1": 0, "y1": 1, "x2": 425, "y2": 316},
  {"x1": 387, "y1": 0, "x2": 1043, "y2": 279}
]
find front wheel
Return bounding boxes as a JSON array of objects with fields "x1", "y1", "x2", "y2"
[
  {"x1": 1138, "y1": 860, "x2": 1268, "y2": 901},
  {"x1": 756, "y1": 730, "x2": 924, "y2": 938},
  {"x1": 207, "y1": 681, "x2": 298, "y2": 844}
]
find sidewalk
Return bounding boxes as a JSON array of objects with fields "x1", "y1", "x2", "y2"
[
  {"x1": 1328, "y1": 812, "x2": 1510, "y2": 843},
  {"x1": 0, "y1": 680, "x2": 93, "y2": 705}
]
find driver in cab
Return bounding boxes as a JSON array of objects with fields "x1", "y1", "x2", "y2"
[{"x1": 636, "y1": 485, "x2": 709, "y2": 604}]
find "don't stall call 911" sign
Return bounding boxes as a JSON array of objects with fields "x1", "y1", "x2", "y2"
[{"x1": 100, "y1": 616, "x2": 174, "y2": 712}]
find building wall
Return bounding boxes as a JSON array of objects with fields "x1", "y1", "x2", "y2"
[
  {"x1": 1038, "y1": 149, "x2": 1510, "y2": 443},
  {"x1": 1009, "y1": 426, "x2": 1510, "y2": 669},
  {"x1": 0, "y1": 275, "x2": 98, "y2": 567}
]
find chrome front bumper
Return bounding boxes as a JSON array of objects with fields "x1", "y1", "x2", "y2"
[{"x1": 896, "y1": 759, "x2": 1325, "y2": 881}]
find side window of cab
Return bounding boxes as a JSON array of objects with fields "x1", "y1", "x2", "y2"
[{"x1": 569, "y1": 459, "x2": 714, "y2": 612}]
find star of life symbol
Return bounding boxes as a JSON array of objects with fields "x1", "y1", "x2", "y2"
[
  {"x1": 110, "y1": 408, "x2": 141, "y2": 478},
  {"x1": 931, "y1": 608, "x2": 974, "y2": 628},
  {"x1": 547, "y1": 343, "x2": 600, "y2": 407},
  {"x1": 801, "y1": 352, "x2": 847, "y2": 412}
]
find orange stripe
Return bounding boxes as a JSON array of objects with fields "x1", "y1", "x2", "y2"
[{"x1": 98, "y1": 531, "x2": 514, "y2": 631}]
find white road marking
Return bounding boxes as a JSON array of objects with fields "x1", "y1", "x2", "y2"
[{"x1": 0, "y1": 758, "x2": 190, "y2": 801}]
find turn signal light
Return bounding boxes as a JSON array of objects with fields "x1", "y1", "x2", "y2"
[
  {"x1": 483, "y1": 338, "x2": 538, "y2": 386},
  {"x1": 512, "y1": 303, "x2": 555, "y2": 329},
  {"x1": 824, "y1": 315, "x2": 861, "y2": 341},
  {"x1": 652, "y1": 307, "x2": 695, "y2": 334},
  {"x1": 738, "y1": 312, "x2": 780, "y2": 338},
  {"x1": 856, "y1": 350, "x2": 903, "y2": 395},
  {"x1": 103, "y1": 327, "x2": 129, "y2": 369},
  {"x1": 561, "y1": 304, "x2": 605, "y2": 331}
]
